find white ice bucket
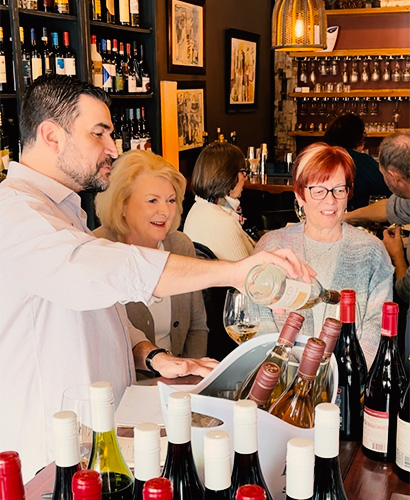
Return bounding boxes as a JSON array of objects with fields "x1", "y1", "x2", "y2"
[{"x1": 158, "y1": 333, "x2": 338, "y2": 500}]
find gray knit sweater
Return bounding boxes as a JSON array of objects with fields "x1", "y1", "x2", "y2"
[{"x1": 255, "y1": 221, "x2": 394, "y2": 368}]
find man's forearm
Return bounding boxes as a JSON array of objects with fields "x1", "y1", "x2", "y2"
[{"x1": 344, "y1": 198, "x2": 389, "y2": 225}]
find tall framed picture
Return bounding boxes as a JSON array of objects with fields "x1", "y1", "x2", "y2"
[
  {"x1": 168, "y1": 0, "x2": 206, "y2": 74},
  {"x1": 225, "y1": 28, "x2": 260, "y2": 113},
  {"x1": 177, "y1": 81, "x2": 206, "y2": 152}
]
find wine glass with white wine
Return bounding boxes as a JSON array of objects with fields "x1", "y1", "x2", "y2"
[{"x1": 223, "y1": 288, "x2": 260, "y2": 344}]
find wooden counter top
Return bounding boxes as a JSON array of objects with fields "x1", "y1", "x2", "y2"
[{"x1": 244, "y1": 176, "x2": 294, "y2": 195}]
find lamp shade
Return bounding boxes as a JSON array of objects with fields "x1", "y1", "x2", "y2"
[{"x1": 272, "y1": 0, "x2": 327, "y2": 51}]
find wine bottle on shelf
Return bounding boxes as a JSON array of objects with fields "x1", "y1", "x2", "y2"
[
  {"x1": 116, "y1": 42, "x2": 125, "y2": 94},
  {"x1": 22, "y1": 0, "x2": 38, "y2": 9},
  {"x1": 133, "y1": 422, "x2": 161, "y2": 500},
  {"x1": 101, "y1": 39, "x2": 113, "y2": 93},
  {"x1": 118, "y1": 0, "x2": 130, "y2": 25},
  {"x1": 121, "y1": 108, "x2": 131, "y2": 152},
  {"x1": 202, "y1": 131, "x2": 209, "y2": 148},
  {"x1": 72, "y1": 470, "x2": 102, "y2": 500},
  {"x1": 132, "y1": 41, "x2": 143, "y2": 93},
  {"x1": 363, "y1": 302, "x2": 408, "y2": 462},
  {"x1": 247, "y1": 362, "x2": 281, "y2": 409},
  {"x1": 91, "y1": 0, "x2": 102, "y2": 21},
  {"x1": 88, "y1": 381, "x2": 134, "y2": 499},
  {"x1": 51, "y1": 32, "x2": 65, "y2": 76},
  {"x1": 112, "y1": 39, "x2": 122, "y2": 93},
  {"x1": 130, "y1": 0, "x2": 140, "y2": 27},
  {"x1": 236, "y1": 485, "x2": 267, "y2": 500},
  {"x1": 90, "y1": 35, "x2": 103, "y2": 88},
  {"x1": 161, "y1": 392, "x2": 205, "y2": 499},
  {"x1": 125, "y1": 43, "x2": 136, "y2": 93},
  {"x1": 203, "y1": 430, "x2": 231, "y2": 500},
  {"x1": 312, "y1": 318, "x2": 342, "y2": 406},
  {"x1": 54, "y1": 0, "x2": 70, "y2": 14},
  {"x1": 62, "y1": 32, "x2": 76, "y2": 77},
  {"x1": 139, "y1": 107, "x2": 151, "y2": 151},
  {"x1": 333, "y1": 289, "x2": 367, "y2": 441},
  {"x1": 20, "y1": 27, "x2": 32, "y2": 88},
  {"x1": 0, "y1": 451, "x2": 25, "y2": 500},
  {"x1": 236, "y1": 312, "x2": 304, "y2": 406},
  {"x1": 229, "y1": 131, "x2": 237, "y2": 145},
  {"x1": 285, "y1": 438, "x2": 314, "y2": 500},
  {"x1": 130, "y1": 109, "x2": 141, "y2": 150},
  {"x1": 313, "y1": 403, "x2": 348, "y2": 500},
  {"x1": 51, "y1": 411, "x2": 81, "y2": 500},
  {"x1": 142, "y1": 478, "x2": 173, "y2": 500},
  {"x1": 269, "y1": 337, "x2": 326, "y2": 428},
  {"x1": 43, "y1": 0, "x2": 54, "y2": 12},
  {"x1": 245, "y1": 264, "x2": 340, "y2": 309},
  {"x1": 106, "y1": 39, "x2": 116, "y2": 90},
  {"x1": 40, "y1": 28, "x2": 53, "y2": 76},
  {"x1": 105, "y1": 0, "x2": 116, "y2": 23},
  {"x1": 230, "y1": 400, "x2": 273, "y2": 500},
  {"x1": 396, "y1": 380, "x2": 410, "y2": 483},
  {"x1": 139, "y1": 44, "x2": 150, "y2": 93},
  {"x1": 0, "y1": 27, "x2": 8, "y2": 93}
]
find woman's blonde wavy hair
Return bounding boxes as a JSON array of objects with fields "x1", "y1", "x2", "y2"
[{"x1": 95, "y1": 150, "x2": 186, "y2": 240}]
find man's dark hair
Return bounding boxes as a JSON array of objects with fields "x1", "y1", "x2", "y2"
[
  {"x1": 323, "y1": 113, "x2": 365, "y2": 150},
  {"x1": 19, "y1": 74, "x2": 111, "y2": 149},
  {"x1": 379, "y1": 132, "x2": 410, "y2": 181},
  {"x1": 191, "y1": 142, "x2": 246, "y2": 201}
]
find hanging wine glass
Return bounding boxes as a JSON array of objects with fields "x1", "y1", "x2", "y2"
[
  {"x1": 370, "y1": 98, "x2": 379, "y2": 116},
  {"x1": 300, "y1": 97, "x2": 308, "y2": 116},
  {"x1": 361, "y1": 60, "x2": 370, "y2": 83},
  {"x1": 392, "y1": 99, "x2": 401, "y2": 127},
  {"x1": 342, "y1": 59, "x2": 349, "y2": 84},
  {"x1": 351, "y1": 60, "x2": 359, "y2": 84},
  {"x1": 340, "y1": 98, "x2": 348, "y2": 115},
  {"x1": 331, "y1": 57, "x2": 339, "y2": 76},
  {"x1": 311, "y1": 97, "x2": 318, "y2": 115},
  {"x1": 319, "y1": 58, "x2": 327, "y2": 76},
  {"x1": 371, "y1": 59, "x2": 380, "y2": 82},
  {"x1": 300, "y1": 60, "x2": 308, "y2": 85},
  {"x1": 325, "y1": 56, "x2": 332, "y2": 75},
  {"x1": 402, "y1": 56, "x2": 410, "y2": 83},
  {"x1": 358, "y1": 98, "x2": 368, "y2": 116},
  {"x1": 319, "y1": 97, "x2": 328, "y2": 116},
  {"x1": 382, "y1": 58, "x2": 391, "y2": 82},
  {"x1": 309, "y1": 61, "x2": 317, "y2": 87},
  {"x1": 392, "y1": 59, "x2": 402, "y2": 82},
  {"x1": 327, "y1": 99, "x2": 338, "y2": 119}
]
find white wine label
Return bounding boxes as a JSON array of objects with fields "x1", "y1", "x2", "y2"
[
  {"x1": 142, "y1": 76, "x2": 150, "y2": 93},
  {"x1": 128, "y1": 75, "x2": 137, "y2": 93},
  {"x1": 64, "y1": 58, "x2": 76, "y2": 77},
  {"x1": 31, "y1": 59, "x2": 43, "y2": 80},
  {"x1": 273, "y1": 279, "x2": 310, "y2": 310},
  {"x1": 106, "y1": 0, "x2": 114, "y2": 15},
  {"x1": 119, "y1": 0, "x2": 130, "y2": 23},
  {"x1": 130, "y1": 0, "x2": 139, "y2": 13},
  {"x1": 363, "y1": 406, "x2": 389, "y2": 453},
  {"x1": 396, "y1": 416, "x2": 410, "y2": 472}
]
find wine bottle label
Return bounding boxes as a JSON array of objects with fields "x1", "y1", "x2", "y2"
[
  {"x1": 55, "y1": 57, "x2": 65, "y2": 75},
  {"x1": 102, "y1": 64, "x2": 112, "y2": 89},
  {"x1": 396, "y1": 416, "x2": 410, "y2": 472},
  {"x1": 22, "y1": 60, "x2": 31, "y2": 79},
  {"x1": 55, "y1": 0, "x2": 69, "y2": 13},
  {"x1": 31, "y1": 58, "x2": 43, "y2": 80},
  {"x1": 128, "y1": 75, "x2": 137, "y2": 93},
  {"x1": 119, "y1": 0, "x2": 130, "y2": 23},
  {"x1": 64, "y1": 58, "x2": 76, "y2": 76},
  {"x1": 106, "y1": 0, "x2": 114, "y2": 15},
  {"x1": 115, "y1": 138, "x2": 123, "y2": 155},
  {"x1": 0, "y1": 56, "x2": 6, "y2": 84},
  {"x1": 44, "y1": 57, "x2": 52, "y2": 74},
  {"x1": 335, "y1": 386, "x2": 346, "y2": 431},
  {"x1": 142, "y1": 76, "x2": 150, "y2": 92},
  {"x1": 363, "y1": 406, "x2": 389, "y2": 453},
  {"x1": 131, "y1": 138, "x2": 141, "y2": 150},
  {"x1": 273, "y1": 279, "x2": 310, "y2": 309}
]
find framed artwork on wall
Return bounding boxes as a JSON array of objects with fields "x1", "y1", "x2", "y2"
[
  {"x1": 168, "y1": 0, "x2": 206, "y2": 74},
  {"x1": 225, "y1": 28, "x2": 260, "y2": 113},
  {"x1": 177, "y1": 81, "x2": 206, "y2": 152}
]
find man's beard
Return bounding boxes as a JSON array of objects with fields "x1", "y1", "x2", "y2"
[{"x1": 56, "y1": 141, "x2": 113, "y2": 192}]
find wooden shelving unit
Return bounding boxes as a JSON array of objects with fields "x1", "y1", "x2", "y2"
[{"x1": 289, "y1": 90, "x2": 410, "y2": 98}]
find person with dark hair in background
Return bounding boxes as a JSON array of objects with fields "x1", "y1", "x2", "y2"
[
  {"x1": 324, "y1": 113, "x2": 391, "y2": 210},
  {"x1": 183, "y1": 141, "x2": 255, "y2": 261},
  {"x1": 0, "y1": 74, "x2": 313, "y2": 481}
]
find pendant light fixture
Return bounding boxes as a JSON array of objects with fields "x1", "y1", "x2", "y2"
[{"x1": 272, "y1": 0, "x2": 327, "y2": 51}]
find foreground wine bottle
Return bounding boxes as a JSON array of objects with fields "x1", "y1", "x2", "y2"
[
  {"x1": 333, "y1": 289, "x2": 367, "y2": 440},
  {"x1": 0, "y1": 451, "x2": 25, "y2": 500},
  {"x1": 236, "y1": 485, "x2": 267, "y2": 500},
  {"x1": 245, "y1": 264, "x2": 340, "y2": 309},
  {"x1": 52, "y1": 411, "x2": 82, "y2": 500},
  {"x1": 313, "y1": 403, "x2": 348, "y2": 500},
  {"x1": 203, "y1": 430, "x2": 231, "y2": 499},
  {"x1": 133, "y1": 422, "x2": 161, "y2": 500},
  {"x1": 161, "y1": 392, "x2": 204, "y2": 499},
  {"x1": 143, "y1": 478, "x2": 173, "y2": 500},
  {"x1": 312, "y1": 318, "x2": 342, "y2": 406},
  {"x1": 247, "y1": 362, "x2": 281, "y2": 409},
  {"x1": 285, "y1": 437, "x2": 314, "y2": 500},
  {"x1": 269, "y1": 337, "x2": 326, "y2": 428},
  {"x1": 236, "y1": 312, "x2": 304, "y2": 405},
  {"x1": 230, "y1": 400, "x2": 273, "y2": 500},
  {"x1": 396, "y1": 380, "x2": 410, "y2": 483},
  {"x1": 88, "y1": 381, "x2": 134, "y2": 499},
  {"x1": 72, "y1": 470, "x2": 102, "y2": 500},
  {"x1": 363, "y1": 302, "x2": 408, "y2": 462}
]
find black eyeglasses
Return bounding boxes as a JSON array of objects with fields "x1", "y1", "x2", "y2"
[
  {"x1": 239, "y1": 169, "x2": 250, "y2": 178},
  {"x1": 306, "y1": 185, "x2": 350, "y2": 200}
]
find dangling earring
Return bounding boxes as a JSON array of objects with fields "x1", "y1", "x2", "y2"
[{"x1": 294, "y1": 199, "x2": 306, "y2": 221}]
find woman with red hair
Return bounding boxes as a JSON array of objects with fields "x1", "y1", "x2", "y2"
[{"x1": 255, "y1": 142, "x2": 393, "y2": 368}]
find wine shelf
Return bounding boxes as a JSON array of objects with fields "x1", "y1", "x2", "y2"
[
  {"x1": 289, "y1": 90, "x2": 410, "y2": 98},
  {"x1": 290, "y1": 48, "x2": 410, "y2": 58},
  {"x1": 326, "y1": 6, "x2": 410, "y2": 15},
  {"x1": 288, "y1": 130, "x2": 410, "y2": 137},
  {"x1": 89, "y1": 21, "x2": 152, "y2": 34}
]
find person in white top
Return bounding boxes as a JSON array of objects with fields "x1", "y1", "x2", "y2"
[
  {"x1": 0, "y1": 75, "x2": 313, "y2": 481},
  {"x1": 183, "y1": 142, "x2": 256, "y2": 261}
]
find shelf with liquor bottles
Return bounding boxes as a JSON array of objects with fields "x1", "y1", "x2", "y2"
[{"x1": 0, "y1": 0, "x2": 160, "y2": 158}]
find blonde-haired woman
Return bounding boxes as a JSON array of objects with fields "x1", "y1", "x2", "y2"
[{"x1": 94, "y1": 150, "x2": 209, "y2": 368}]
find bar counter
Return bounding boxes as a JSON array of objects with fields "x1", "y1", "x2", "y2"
[{"x1": 244, "y1": 175, "x2": 294, "y2": 195}]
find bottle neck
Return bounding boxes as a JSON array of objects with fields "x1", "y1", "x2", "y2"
[{"x1": 293, "y1": 375, "x2": 314, "y2": 396}]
